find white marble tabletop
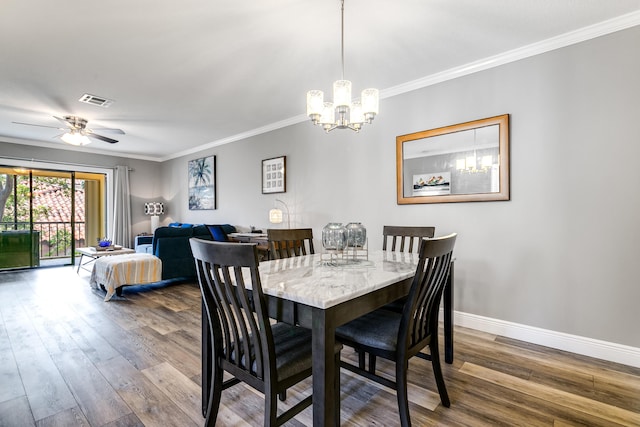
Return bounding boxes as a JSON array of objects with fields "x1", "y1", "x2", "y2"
[
  {"x1": 228, "y1": 232, "x2": 268, "y2": 239},
  {"x1": 253, "y1": 250, "x2": 420, "y2": 309}
]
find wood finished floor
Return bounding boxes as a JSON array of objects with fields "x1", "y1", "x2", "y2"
[{"x1": 1, "y1": 266, "x2": 639, "y2": 426}]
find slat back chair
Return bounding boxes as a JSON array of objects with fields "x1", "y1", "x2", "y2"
[
  {"x1": 267, "y1": 228, "x2": 315, "y2": 260},
  {"x1": 190, "y1": 238, "x2": 335, "y2": 426},
  {"x1": 382, "y1": 225, "x2": 435, "y2": 253},
  {"x1": 382, "y1": 225, "x2": 436, "y2": 316},
  {"x1": 336, "y1": 233, "x2": 457, "y2": 426}
]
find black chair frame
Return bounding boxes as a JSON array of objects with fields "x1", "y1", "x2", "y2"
[
  {"x1": 337, "y1": 233, "x2": 456, "y2": 427},
  {"x1": 382, "y1": 225, "x2": 435, "y2": 253},
  {"x1": 267, "y1": 228, "x2": 315, "y2": 260},
  {"x1": 191, "y1": 239, "x2": 340, "y2": 426}
]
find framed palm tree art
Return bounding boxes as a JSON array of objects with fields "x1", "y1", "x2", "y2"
[{"x1": 188, "y1": 155, "x2": 216, "y2": 210}]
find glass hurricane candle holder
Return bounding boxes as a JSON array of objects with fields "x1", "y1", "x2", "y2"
[
  {"x1": 345, "y1": 222, "x2": 366, "y2": 247},
  {"x1": 322, "y1": 223, "x2": 347, "y2": 251}
]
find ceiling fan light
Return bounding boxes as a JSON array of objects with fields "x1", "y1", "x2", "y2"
[{"x1": 61, "y1": 132, "x2": 91, "y2": 146}]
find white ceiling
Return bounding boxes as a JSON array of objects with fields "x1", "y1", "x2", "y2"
[{"x1": 1, "y1": 0, "x2": 640, "y2": 162}]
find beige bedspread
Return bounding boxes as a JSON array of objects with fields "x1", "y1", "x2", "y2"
[{"x1": 90, "y1": 253, "x2": 162, "y2": 301}]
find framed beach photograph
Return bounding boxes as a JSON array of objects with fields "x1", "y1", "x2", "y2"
[
  {"x1": 412, "y1": 172, "x2": 451, "y2": 196},
  {"x1": 188, "y1": 155, "x2": 216, "y2": 210},
  {"x1": 262, "y1": 156, "x2": 286, "y2": 194}
]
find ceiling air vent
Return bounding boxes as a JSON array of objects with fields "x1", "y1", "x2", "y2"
[{"x1": 78, "y1": 94, "x2": 114, "y2": 108}]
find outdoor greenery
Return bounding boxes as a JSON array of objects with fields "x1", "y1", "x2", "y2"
[
  {"x1": 48, "y1": 228, "x2": 73, "y2": 256},
  {"x1": 0, "y1": 174, "x2": 56, "y2": 224},
  {"x1": 0, "y1": 174, "x2": 14, "y2": 223}
]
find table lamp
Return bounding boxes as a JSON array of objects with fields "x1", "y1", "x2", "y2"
[
  {"x1": 268, "y1": 199, "x2": 290, "y2": 228},
  {"x1": 144, "y1": 202, "x2": 165, "y2": 233}
]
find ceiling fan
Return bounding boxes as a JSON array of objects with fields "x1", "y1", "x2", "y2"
[{"x1": 13, "y1": 115, "x2": 124, "y2": 145}]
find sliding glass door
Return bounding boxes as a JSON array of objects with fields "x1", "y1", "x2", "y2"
[
  {"x1": 0, "y1": 172, "x2": 38, "y2": 269},
  {"x1": 0, "y1": 166, "x2": 106, "y2": 270}
]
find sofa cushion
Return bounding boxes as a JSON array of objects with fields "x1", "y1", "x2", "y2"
[
  {"x1": 152, "y1": 226, "x2": 193, "y2": 254},
  {"x1": 206, "y1": 224, "x2": 229, "y2": 241},
  {"x1": 192, "y1": 225, "x2": 212, "y2": 238},
  {"x1": 219, "y1": 224, "x2": 237, "y2": 234},
  {"x1": 168, "y1": 222, "x2": 195, "y2": 228}
]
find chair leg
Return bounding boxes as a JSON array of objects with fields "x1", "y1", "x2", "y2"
[
  {"x1": 429, "y1": 339, "x2": 450, "y2": 407},
  {"x1": 205, "y1": 364, "x2": 223, "y2": 427},
  {"x1": 278, "y1": 391, "x2": 286, "y2": 401},
  {"x1": 358, "y1": 349, "x2": 366, "y2": 370},
  {"x1": 368, "y1": 354, "x2": 377, "y2": 373},
  {"x1": 265, "y1": 388, "x2": 278, "y2": 427},
  {"x1": 334, "y1": 350, "x2": 342, "y2": 426},
  {"x1": 396, "y1": 360, "x2": 411, "y2": 427}
]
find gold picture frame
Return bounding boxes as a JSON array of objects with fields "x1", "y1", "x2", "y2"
[{"x1": 396, "y1": 114, "x2": 510, "y2": 204}]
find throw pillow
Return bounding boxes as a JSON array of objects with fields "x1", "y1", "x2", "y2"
[{"x1": 206, "y1": 224, "x2": 229, "y2": 242}]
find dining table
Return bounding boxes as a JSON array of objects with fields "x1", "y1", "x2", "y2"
[{"x1": 201, "y1": 249, "x2": 455, "y2": 426}]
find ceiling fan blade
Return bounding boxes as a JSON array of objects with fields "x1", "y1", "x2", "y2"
[
  {"x1": 89, "y1": 133, "x2": 119, "y2": 144},
  {"x1": 12, "y1": 121, "x2": 66, "y2": 130},
  {"x1": 91, "y1": 127, "x2": 125, "y2": 134},
  {"x1": 53, "y1": 116, "x2": 72, "y2": 126}
]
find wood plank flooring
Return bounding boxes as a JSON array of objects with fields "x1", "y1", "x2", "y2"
[{"x1": 0, "y1": 266, "x2": 638, "y2": 426}]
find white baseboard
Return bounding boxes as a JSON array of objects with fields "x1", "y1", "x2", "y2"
[{"x1": 451, "y1": 311, "x2": 640, "y2": 369}]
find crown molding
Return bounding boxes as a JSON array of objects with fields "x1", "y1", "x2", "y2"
[
  {"x1": 0, "y1": 136, "x2": 163, "y2": 163},
  {"x1": 100, "y1": 11, "x2": 640, "y2": 162},
  {"x1": 161, "y1": 115, "x2": 306, "y2": 162}
]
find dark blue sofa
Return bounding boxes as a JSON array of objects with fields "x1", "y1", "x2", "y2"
[{"x1": 152, "y1": 223, "x2": 236, "y2": 281}]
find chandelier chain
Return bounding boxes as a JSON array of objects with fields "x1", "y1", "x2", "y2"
[{"x1": 341, "y1": 0, "x2": 345, "y2": 80}]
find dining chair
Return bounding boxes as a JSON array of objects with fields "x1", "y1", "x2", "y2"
[
  {"x1": 382, "y1": 225, "x2": 436, "y2": 315},
  {"x1": 382, "y1": 225, "x2": 435, "y2": 253},
  {"x1": 267, "y1": 228, "x2": 315, "y2": 260},
  {"x1": 189, "y1": 238, "x2": 341, "y2": 426},
  {"x1": 336, "y1": 233, "x2": 457, "y2": 427}
]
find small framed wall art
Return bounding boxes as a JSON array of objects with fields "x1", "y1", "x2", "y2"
[
  {"x1": 262, "y1": 156, "x2": 286, "y2": 194},
  {"x1": 188, "y1": 155, "x2": 216, "y2": 210}
]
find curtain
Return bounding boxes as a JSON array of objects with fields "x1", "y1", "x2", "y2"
[{"x1": 112, "y1": 165, "x2": 132, "y2": 248}]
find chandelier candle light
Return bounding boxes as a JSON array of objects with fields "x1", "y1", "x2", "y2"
[{"x1": 306, "y1": 0, "x2": 379, "y2": 132}]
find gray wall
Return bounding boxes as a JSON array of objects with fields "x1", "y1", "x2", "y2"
[{"x1": 163, "y1": 26, "x2": 640, "y2": 348}]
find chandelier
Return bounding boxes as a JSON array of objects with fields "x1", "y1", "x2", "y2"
[
  {"x1": 306, "y1": 0, "x2": 379, "y2": 132},
  {"x1": 456, "y1": 129, "x2": 493, "y2": 173}
]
